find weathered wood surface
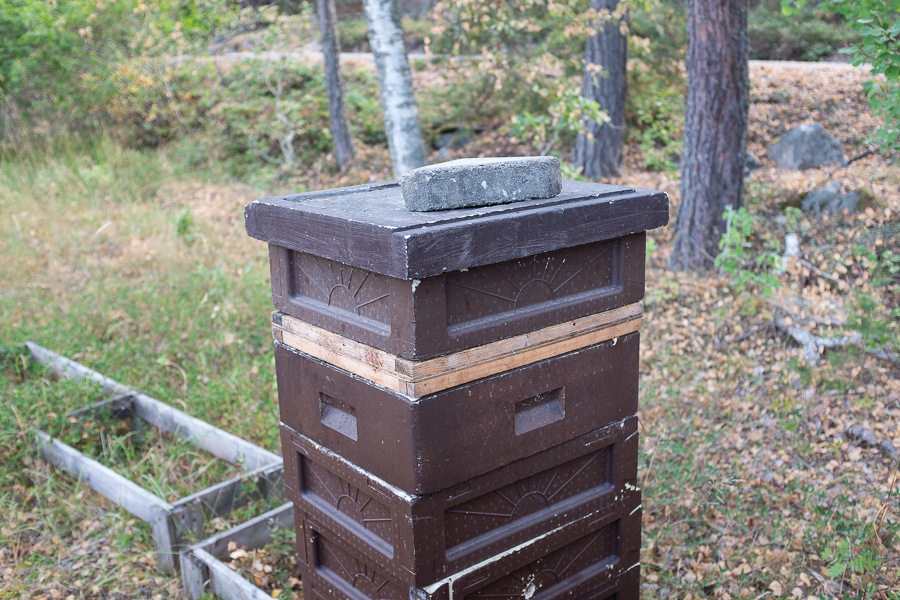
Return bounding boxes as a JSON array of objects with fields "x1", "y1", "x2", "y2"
[
  {"x1": 27, "y1": 342, "x2": 285, "y2": 573},
  {"x1": 245, "y1": 180, "x2": 668, "y2": 279},
  {"x1": 26, "y1": 342, "x2": 280, "y2": 469},
  {"x1": 35, "y1": 430, "x2": 179, "y2": 572},
  {"x1": 180, "y1": 503, "x2": 294, "y2": 600},
  {"x1": 273, "y1": 301, "x2": 643, "y2": 396},
  {"x1": 171, "y1": 463, "x2": 285, "y2": 546}
]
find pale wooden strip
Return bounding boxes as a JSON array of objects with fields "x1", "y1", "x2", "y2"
[
  {"x1": 403, "y1": 302, "x2": 643, "y2": 380},
  {"x1": 274, "y1": 302, "x2": 643, "y2": 397},
  {"x1": 278, "y1": 328, "x2": 408, "y2": 392},
  {"x1": 405, "y1": 317, "x2": 642, "y2": 396},
  {"x1": 275, "y1": 316, "x2": 406, "y2": 379}
]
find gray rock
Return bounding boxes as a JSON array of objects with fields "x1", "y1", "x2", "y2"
[
  {"x1": 401, "y1": 156, "x2": 562, "y2": 212},
  {"x1": 801, "y1": 182, "x2": 859, "y2": 214},
  {"x1": 745, "y1": 151, "x2": 762, "y2": 172},
  {"x1": 767, "y1": 122, "x2": 845, "y2": 170},
  {"x1": 434, "y1": 129, "x2": 473, "y2": 150}
]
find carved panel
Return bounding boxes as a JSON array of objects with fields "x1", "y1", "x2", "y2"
[
  {"x1": 464, "y1": 524, "x2": 616, "y2": 600},
  {"x1": 290, "y1": 251, "x2": 392, "y2": 332},
  {"x1": 444, "y1": 447, "x2": 612, "y2": 550},
  {"x1": 301, "y1": 455, "x2": 395, "y2": 548},
  {"x1": 445, "y1": 240, "x2": 621, "y2": 333},
  {"x1": 314, "y1": 532, "x2": 406, "y2": 600}
]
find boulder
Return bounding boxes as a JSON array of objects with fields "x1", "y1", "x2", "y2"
[
  {"x1": 767, "y1": 123, "x2": 845, "y2": 170},
  {"x1": 801, "y1": 182, "x2": 859, "y2": 214},
  {"x1": 745, "y1": 151, "x2": 762, "y2": 173}
]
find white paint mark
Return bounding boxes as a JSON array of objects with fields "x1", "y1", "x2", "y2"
[
  {"x1": 481, "y1": 180, "x2": 487, "y2": 189},
  {"x1": 411, "y1": 279, "x2": 421, "y2": 292}
]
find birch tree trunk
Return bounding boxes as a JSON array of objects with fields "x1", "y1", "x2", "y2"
[
  {"x1": 362, "y1": 0, "x2": 428, "y2": 177},
  {"x1": 669, "y1": 0, "x2": 749, "y2": 272},
  {"x1": 572, "y1": 0, "x2": 627, "y2": 178},
  {"x1": 317, "y1": 0, "x2": 355, "y2": 169}
]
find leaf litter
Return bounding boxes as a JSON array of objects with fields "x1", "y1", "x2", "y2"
[{"x1": 1, "y1": 62, "x2": 899, "y2": 599}]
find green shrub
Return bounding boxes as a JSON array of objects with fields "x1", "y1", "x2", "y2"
[
  {"x1": 0, "y1": 0, "x2": 277, "y2": 142},
  {"x1": 749, "y1": 8, "x2": 859, "y2": 60}
]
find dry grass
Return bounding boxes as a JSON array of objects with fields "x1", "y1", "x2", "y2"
[{"x1": 1, "y1": 63, "x2": 898, "y2": 599}]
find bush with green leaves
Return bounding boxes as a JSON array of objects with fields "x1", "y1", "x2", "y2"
[
  {"x1": 783, "y1": 0, "x2": 900, "y2": 151},
  {"x1": 715, "y1": 206, "x2": 783, "y2": 297},
  {"x1": 749, "y1": 5, "x2": 859, "y2": 61},
  {"x1": 0, "y1": 0, "x2": 275, "y2": 142}
]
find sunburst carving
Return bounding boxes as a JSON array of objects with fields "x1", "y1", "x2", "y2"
[
  {"x1": 466, "y1": 526, "x2": 615, "y2": 600},
  {"x1": 444, "y1": 449, "x2": 610, "y2": 549},
  {"x1": 292, "y1": 252, "x2": 390, "y2": 318},
  {"x1": 316, "y1": 535, "x2": 404, "y2": 600},
  {"x1": 445, "y1": 242, "x2": 618, "y2": 328},
  {"x1": 302, "y1": 458, "x2": 394, "y2": 543}
]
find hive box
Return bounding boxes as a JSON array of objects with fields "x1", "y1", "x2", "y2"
[
  {"x1": 281, "y1": 416, "x2": 639, "y2": 586},
  {"x1": 275, "y1": 333, "x2": 640, "y2": 495},
  {"x1": 293, "y1": 491, "x2": 642, "y2": 600},
  {"x1": 245, "y1": 180, "x2": 668, "y2": 360}
]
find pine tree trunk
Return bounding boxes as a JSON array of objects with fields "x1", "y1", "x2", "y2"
[
  {"x1": 669, "y1": 0, "x2": 749, "y2": 272},
  {"x1": 317, "y1": 0, "x2": 356, "y2": 170},
  {"x1": 573, "y1": 0, "x2": 627, "y2": 179},
  {"x1": 362, "y1": 0, "x2": 428, "y2": 178}
]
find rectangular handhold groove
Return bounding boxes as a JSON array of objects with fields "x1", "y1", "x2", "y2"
[
  {"x1": 515, "y1": 388, "x2": 565, "y2": 435},
  {"x1": 320, "y1": 393, "x2": 358, "y2": 441}
]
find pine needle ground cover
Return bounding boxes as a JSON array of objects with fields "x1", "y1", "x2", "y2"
[{"x1": 1, "y1": 64, "x2": 898, "y2": 599}]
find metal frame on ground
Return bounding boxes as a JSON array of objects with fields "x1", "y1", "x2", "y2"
[{"x1": 26, "y1": 342, "x2": 285, "y2": 573}]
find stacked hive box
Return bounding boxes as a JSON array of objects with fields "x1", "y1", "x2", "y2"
[{"x1": 245, "y1": 178, "x2": 668, "y2": 600}]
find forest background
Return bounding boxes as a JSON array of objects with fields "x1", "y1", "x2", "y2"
[{"x1": 1, "y1": 0, "x2": 899, "y2": 599}]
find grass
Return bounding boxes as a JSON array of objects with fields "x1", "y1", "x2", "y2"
[
  {"x1": 0, "y1": 135, "x2": 280, "y2": 594},
  {"x1": 2, "y1": 62, "x2": 900, "y2": 598}
]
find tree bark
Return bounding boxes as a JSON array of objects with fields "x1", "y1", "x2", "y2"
[
  {"x1": 573, "y1": 0, "x2": 627, "y2": 179},
  {"x1": 317, "y1": 0, "x2": 356, "y2": 169},
  {"x1": 669, "y1": 0, "x2": 749, "y2": 272},
  {"x1": 362, "y1": 0, "x2": 428, "y2": 178}
]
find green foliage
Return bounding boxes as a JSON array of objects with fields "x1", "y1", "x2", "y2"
[
  {"x1": 715, "y1": 206, "x2": 783, "y2": 297},
  {"x1": 822, "y1": 523, "x2": 886, "y2": 580},
  {"x1": 0, "y1": 0, "x2": 278, "y2": 141},
  {"x1": 784, "y1": 206, "x2": 803, "y2": 232},
  {"x1": 508, "y1": 88, "x2": 605, "y2": 156},
  {"x1": 626, "y1": 2, "x2": 686, "y2": 171},
  {"x1": 109, "y1": 56, "x2": 383, "y2": 178},
  {"x1": 176, "y1": 206, "x2": 196, "y2": 246},
  {"x1": 749, "y1": 6, "x2": 859, "y2": 61},
  {"x1": 783, "y1": 0, "x2": 900, "y2": 150}
]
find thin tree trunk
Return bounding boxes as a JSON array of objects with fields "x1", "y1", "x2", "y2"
[
  {"x1": 669, "y1": 0, "x2": 749, "y2": 272},
  {"x1": 317, "y1": 0, "x2": 355, "y2": 170},
  {"x1": 573, "y1": 0, "x2": 627, "y2": 179},
  {"x1": 362, "y1": 0, "x2": 428, "y2": 178}
]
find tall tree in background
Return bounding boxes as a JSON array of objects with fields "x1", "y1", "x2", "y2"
[
  {"x1": 317, "y1": 0, "x2": 355, "y2": 169},
  {"x1": 362, "y1": 0, "x2": 428, "y2": 177},
  {"x1": 669, "y1": 0, "x2": 749, "y2": 271},
  {"x1": 573, "y1": 0, "x2": 627, "y2": 178}
]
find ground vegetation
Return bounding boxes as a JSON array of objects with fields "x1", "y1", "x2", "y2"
[{"x1": 0, "y1": 2, "x2": 897, "y2": 599}]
